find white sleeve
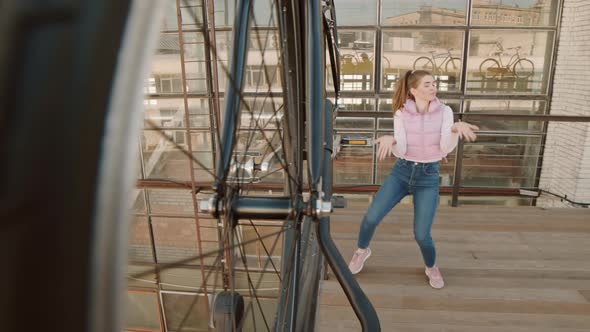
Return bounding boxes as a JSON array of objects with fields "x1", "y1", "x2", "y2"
[
  {"x1": 393, "y1": 112, "x2": 407, "y2": 157},
  {"x1": 440, "y1": 106, "x2": 460, "y2": 154}
]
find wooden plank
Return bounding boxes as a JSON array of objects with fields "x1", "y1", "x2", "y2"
[
  {"x1": 318, "y1": 307, "x2": 590, "y2": 330},
  {"x1": 318, "y1": 205, "x2": 590, "y2": 331}
]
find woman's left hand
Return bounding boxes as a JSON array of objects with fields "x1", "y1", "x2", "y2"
[{"x1": 452, "y1": 122, "x2": 479, "y2": 142}]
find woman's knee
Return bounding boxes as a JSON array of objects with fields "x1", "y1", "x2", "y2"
[
  {"x1": 362, "y1": 213, "x2": 381, "y2": 227},
  {"x1": 414, "y1": 232, "x2": 433, "y2": 245}
]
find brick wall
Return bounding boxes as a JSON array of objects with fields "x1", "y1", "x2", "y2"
[{"x1": 538, "y1": 0, "x2": 590, "y2": 207}]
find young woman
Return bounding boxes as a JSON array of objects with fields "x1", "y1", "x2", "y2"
[{"x1": 347, "y1": 70, "x2": 479, "y2": 289}]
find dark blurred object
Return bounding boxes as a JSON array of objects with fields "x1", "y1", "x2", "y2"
[{"x1": 0, "y1": 1, "x2": 131, "y2": 331}]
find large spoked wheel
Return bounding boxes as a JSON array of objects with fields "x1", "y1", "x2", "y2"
[
  {"x1": 413, "y1": 56, "x2": 435, "y2": 72},
  {"x1": 479, "y1": 58, "x2": 501, "y2": 78},
  {"x1": 512, "y1": 58, "x2": 534, "y2": 78},
  {"x1": 444, "y1": 57, "x2": 462, "y2": 73},
  {"x1": 200, "y1": 0, "x2": 336, "y2": 331},
  {"x1": 2, "y1": 0, "x2": 380, "y2": 330}
]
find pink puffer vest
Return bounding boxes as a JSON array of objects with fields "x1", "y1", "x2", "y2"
[{"x1": 398, "y1": 98, "x2": 447, "y2": 161}]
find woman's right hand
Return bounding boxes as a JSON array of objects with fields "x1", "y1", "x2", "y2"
[
  {"x1": 451, "y1": 122, "x2": 479, "y2": 142},
  {"x1": 374, "y1": 135, "x2": 397, "y2": 161}
]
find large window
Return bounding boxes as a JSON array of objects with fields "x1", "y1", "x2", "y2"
[
  {"x1": 466, "y1": 30, "x2": 555, "y2": 94},
  {"x1": 329, "y1": 0, "x2": 560, "y2": 191},
  {"x1": 381, "y1": 30, "x2": 464, "y2": 92}
]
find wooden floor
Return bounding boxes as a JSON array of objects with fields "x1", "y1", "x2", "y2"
[{"x1": 318, "y1": 202, "x2": 590, "y2": 332}]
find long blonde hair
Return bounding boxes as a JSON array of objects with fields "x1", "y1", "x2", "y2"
[{"x1": 392, "y1": 70, "x2": 432, "y2": 112}]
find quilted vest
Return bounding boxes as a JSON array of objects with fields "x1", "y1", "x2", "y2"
[{"x1": 398, "y1": 98, "x2": 448, "y2": 161}]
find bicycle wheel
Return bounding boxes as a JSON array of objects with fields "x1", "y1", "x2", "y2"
[
  {"x1": 444, "y1": 57, "x2": 462, "y2": 73},
  {"x1": 1, "y1": 0, "x2": 378, "y2": 331},
  {"x1": 413, "y1": 56, "x2": 435, "y2": 72},
  {"x1": 198, "y1": 0, "x2": 336, "y2": 331},
  {"x1": 513, "y1": 58, "x2": 534, "y2": 78},
  {"x1": 479, "y1": 58, "x2": 501, "y2": 78}
]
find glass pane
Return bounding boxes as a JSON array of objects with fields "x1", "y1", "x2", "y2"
[
  {"x1": 377, "y1": 117, "x2": 393, "y2": 130},
  {"x1": 334, "y1": 133, "x2": 373, "y2": 184},
  {"x1": 180, "y1": 6, "x2": 204, "y2": 30},
  {"x1": 339, "y1": 30, "x2": 376, "y2": 91},
  {"x1": 335, "y1": 117, "x2": 374, "y2": 130},
  {"x1": 129, "y1": 216, "x2": 154, "y2": 263},
  {"x1": 160, "y1": 267, "x2": 222, "y2": 291},
  {"x1": 141, "y1": 130, "x2": 213, "y2": 181},
  {"x1": 216, "y1": 30, "x2": 282, "y2": 93},
  {"x1": 461, "y1": 135, "x2": 541, "y2": 188},
  {"x1": 241, "y1": 297, "x2": 279, "y2": 331},
  {"x1": 161, "y1": 1, "x2": 180, "y2": 31},
  {"x1": 240, "y1": 97, "x2": 284, "y2": 129},
  {"x1": 147, "y1": 188, "x2": 195, "y2": 215},
  {"x1": 250, "y1": 1, "x2": 278, "y2": 27},
  {"x1": 214, "y1": 0, "x2": 278, "y2": 27},
  {"x1": 233, "y1": 270, "x2": 281, "y2": 298},
  {"x1": 465, "y1": 99, "x2": 546, "y2": 114},
  {"x1": 142, "y1": 130, "x2": 191, "y2": 181},
  {"x1": 183, "y1": 33, "x2": 206, "y2": 61},
  {"x1": 125, "y1": 291, "x2": 161, "y2": 331},
  {"x1": 130, "y1": 189, "x2": 146, "y2": 213},
  {"x1": 382, "y1": 30, "x2": 463, "y2": 92},
  {"x1": 336, "y1": 0, "x2": 378, "y2": 25},
  {"x1": 143, "y1": 99, "x2": 186, "y2": 128},
  {"x1": 247, "y1": 31, "x2": 282, "y2": 93},
  {"x1": 215, "y1": 31, "x2": 232, "y2": 93},
  {"x1": 214, "y1": 0, "x2": 234, "y2": 26},
  {"x1": 152, "y1": 217, "x2": 219, "y2": 265},
  {"x1": 163, "y1": 293, "x2": 210, "y2": 331},
  {"x1": 471, "y1": 0, "x2": 560, "y2": 26},
  {"x1": 238, "y1": 223, "x2": 284, "y2": 272},
  {"x1": 382, "y1": 0, "x2": 467, "y2": 26},
  {"x1": 127, "y1": 264, "x2": 157, "y2": 289},
  {"x1": 466, "y1": 30, "x2": 554, "y2": 95},
  {"x1": 338, "y1": 98, "x2": 376, "y2": 112},
  {"x1": 149, "y1": 34, "x2": 183, "y2": 95},
  {"x1": 465, "y1": 99, "x2": 545, "y2": 132},
  {"x1": 440, "y1": 151, "x2": 456, "y2": 186},
  {"x1": 188, "y1": 98, "x2": 211, "y2": 128}
]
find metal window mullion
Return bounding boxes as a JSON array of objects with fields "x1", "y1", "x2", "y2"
[{"x1": 174, "y1": 0, "x2": 213, "y2": 321}]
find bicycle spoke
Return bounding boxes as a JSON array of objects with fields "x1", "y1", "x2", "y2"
[
  {"x1": 247, "y1": 219, "x2": 281, "y2": 278},
  {"x1": 234, "y1": 227, "x2": 270, "y2": 332},
  {"x1": 130, "y1": 228, "x2": 287, "y2": 279},
  {"x1": 174, "y1": 254, "x2": 222, "y2": 330},
  {"x1": 144, "y1": 119, "x2": 221, "y2": 182}
]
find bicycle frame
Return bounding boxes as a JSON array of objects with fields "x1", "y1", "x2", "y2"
[
  {"x1": 493, "y1": 45, "x2": 521, "y2": 69},
  {"x1": 429, "y1": 50, "x2": 452, "y2": 71}
]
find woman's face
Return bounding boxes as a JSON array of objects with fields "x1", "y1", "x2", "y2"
[{"x1": 410, "y1": 75, "x2": 437, "y2": 102}]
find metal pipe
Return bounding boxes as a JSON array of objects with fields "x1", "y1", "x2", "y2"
[{"x1": 316, "y1": 100, "x2": 381, "y2": 331}]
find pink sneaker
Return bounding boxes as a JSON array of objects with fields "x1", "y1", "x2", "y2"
[
  {"x1": 425, "y1": 266, "x2": 445, "y2": 289},
  {"x1": 348, "y1": 248, "x2": 371, "y2": 274}
]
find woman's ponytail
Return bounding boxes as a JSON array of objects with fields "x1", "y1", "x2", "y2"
[{"x1": 392, "y1": 70, "x2": 412, "y2": 112}]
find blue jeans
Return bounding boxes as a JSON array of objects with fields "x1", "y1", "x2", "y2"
[{"x1": 357, "y1": 158, "x2": 440, "y2": 267}]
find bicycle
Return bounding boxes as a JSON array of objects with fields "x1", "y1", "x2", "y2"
[
  {"x1": 479, "y1": 42, "x2": 534, "y2": 78},
  {"x1": 340, "y1": 47, "x2": 392, "y2": 71},
  {"x1": 0, "y1": 0, "x2": 380, "y2": 331},
  {"x1": 413, "y1": 48, "x2": 462, "y2": 74}
]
